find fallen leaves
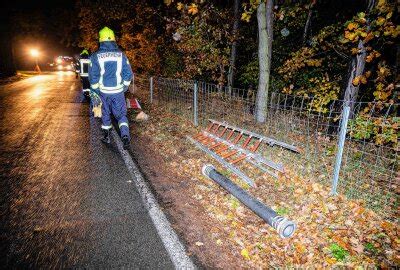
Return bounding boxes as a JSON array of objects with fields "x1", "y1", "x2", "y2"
[
  {"x1": 195, "y1": 241, "x2": 204, "y2": 246},
  {"x1": 241, "y1": 248, "x2": 250, "y2": 260},
  {"x1": 294, "y1": 242, "x2": 307, "y2": 254},
  {"x1": 129, "y1": 105, "x2": 400, "y2": 268}
]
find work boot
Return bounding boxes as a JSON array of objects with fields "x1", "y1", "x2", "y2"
[
  {"x1": 101, "y1": 129, "x2": 111, "y2": 144},
  {"x1": 122, "y1": 136, "x2": 130, "y2": 150}
]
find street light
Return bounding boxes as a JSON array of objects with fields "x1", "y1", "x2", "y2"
[
  {"x1": 30, "y1": 48, "x2": 41, "y2": 73},
  {"x1": 30, "y1": 49, "x2": 39, "y2": 57}
]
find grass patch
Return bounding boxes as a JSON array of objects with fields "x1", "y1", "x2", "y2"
[
  {"x1": 275, "y1": 207, "x2": 290, "y2": 216},
  {"x1": 329, "y1": 243, "x2": 349, "y2": 261},
  {"x1": 364, "y1": 242, "x2": 377, "y2": 254}
]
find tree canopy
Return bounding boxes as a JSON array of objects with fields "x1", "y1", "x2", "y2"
[{"x1": 76, "y1": 0, "x2": 399, "y2": 144}]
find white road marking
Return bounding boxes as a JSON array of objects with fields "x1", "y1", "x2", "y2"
[{"x1": 111, "y1": 129, "x2": 196, "y2": 269}]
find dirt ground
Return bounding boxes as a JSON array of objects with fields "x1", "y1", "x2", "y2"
[{"x1": 128, "y1": 104, "x2": 399, "y2": 268}]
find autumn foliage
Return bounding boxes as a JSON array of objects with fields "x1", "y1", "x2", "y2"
[{"x1": 77, "y1": 0, "x2": 399, "y2": 146}]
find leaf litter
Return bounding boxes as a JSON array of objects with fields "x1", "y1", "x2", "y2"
[{"x1": 128, "y1": 105, "x2": 399, "y2": 268}]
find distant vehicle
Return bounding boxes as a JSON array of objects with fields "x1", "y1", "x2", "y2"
[{"x1": 50, "y1": 56, "x2": 75, "y2": 71}]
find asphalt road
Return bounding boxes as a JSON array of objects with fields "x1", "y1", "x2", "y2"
[{"x1": 0, "y1": 72, "x2": 174, "y2": 268}]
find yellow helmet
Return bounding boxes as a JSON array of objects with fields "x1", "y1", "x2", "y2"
[{"x1": 99, "y1": 27, "x2": 115, "y2": 42}]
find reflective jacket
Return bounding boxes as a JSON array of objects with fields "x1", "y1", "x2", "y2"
[
  {"x1": 89, "y1": 41, "x2": 133, "y2": 94},
  {"x1": 79, "y1": 53, "x2": 90, "y2": 77}
]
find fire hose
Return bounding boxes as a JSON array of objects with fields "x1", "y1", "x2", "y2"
[{"x1": 202, "y1": 164, "x2": 296, "y2": 238}]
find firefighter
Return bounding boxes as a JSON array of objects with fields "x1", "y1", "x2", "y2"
[
  {"x1": 89, "y1": 27, "x2": 133, "y2": 150},
  {"x1": 79, "y1": 49, "x2": 91, "y2": 98}
]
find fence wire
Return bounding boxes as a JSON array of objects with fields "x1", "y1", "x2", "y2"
[
  {"x1": 134, "y1": 75, "x2": 399, "y2": 219},
  {"x1": 131, "y1": 74, "x2": 150, "y2": 104}
]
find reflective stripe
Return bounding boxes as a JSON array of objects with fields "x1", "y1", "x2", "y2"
[
  {"x1": 119, "y1": 122, "x2": 128, "y2": 128},
  {"x1": 98, "y1": 56, "x2": 105, "y2": 87},
  {"x1": 91, "y1": 83, "x2": 100, "y2": 89},
  {"x1": 100, "y1": 85, "x2": 123, "y2": 90},
  {"x1": 80, "y1": 59, "x2": 90, "y2": 75},
  {"x1": 99, "y1": 88, "x2": 124, "y2": 94},
  {"x1": 123, "y1": 80, "x2": 131, "y2": 86},
  {"x1": 116, "y1": 56, "x2": 122, "y2": 86},
  {"x1": 80, "y1": 73, "x2": 88, "y2": 77},
  {"x1": 101, "y1": 125, "x2": 112, "y2": 130}
]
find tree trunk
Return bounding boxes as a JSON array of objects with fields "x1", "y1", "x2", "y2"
[
  {"x1": 255, "y1": 0, "x2": 273, "y2": 123},
  {"x1": 343, "y1": 0, "x2": 374, "y2": 118},
  {"x1": 343, "y1": 40, "x2": 366, "y2": 117},
  {"x1": 227, "y1": 0, "x2": 240, "y2": 95},
  {"x1": 393, "y1": 44, "x2": 399, "y2": 108},
  {"x1": 302, "y1": 0, "x2": 316, "y2": 45}
]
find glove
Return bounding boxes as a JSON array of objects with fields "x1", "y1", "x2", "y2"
[
  {"x1": 90, "y1": 91, "x2": 102, "y2": 118},
  {"x1": 91, "y1": 92, "x2": 101, "y2": 107},
  {"x1": 90, "y1": 87, "x2": 100, "y2": 96},
  {"x1": 92, "y1": 104, "x2": 102, "y2": 117}
]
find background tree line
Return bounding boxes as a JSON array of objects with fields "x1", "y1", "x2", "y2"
[{"x1": 77, "y1": 0, "x2": 398, "y2": 145}]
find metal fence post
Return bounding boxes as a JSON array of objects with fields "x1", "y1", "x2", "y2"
[
  {"x1": 193, "y1": 81, "x2": 198, "y2": 126},
  {"x1": 150, "y1": 76, "x2": 154, "y2": 103},
  {"x1": 331, "y1": 105, "x2": 350, "y2": 195}
]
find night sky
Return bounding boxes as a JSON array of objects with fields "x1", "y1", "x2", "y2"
[{"x1": 3, "y1": 0, "x2": 77, "y2": 70}]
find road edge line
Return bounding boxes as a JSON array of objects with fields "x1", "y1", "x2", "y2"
[{"x1": 111, "y1": 129, "x2": 196, "y2": 269}]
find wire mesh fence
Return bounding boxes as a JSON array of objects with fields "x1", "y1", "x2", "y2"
[
  {"x1": 131, "y1": 74, "x2": 151, "y2": 104},
  {"x1": 133, "y1": 74, "x2": 399, "y2": 219}
]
